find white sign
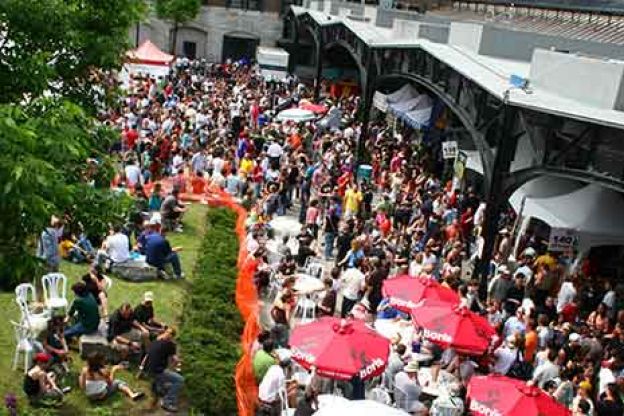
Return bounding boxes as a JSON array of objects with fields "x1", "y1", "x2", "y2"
[
  {"x1": 548, "y1": 228, "x2": 577, "y2": 252},
  {"x1": 442, "y1": 141, "x2": 458, "y2": 159}
]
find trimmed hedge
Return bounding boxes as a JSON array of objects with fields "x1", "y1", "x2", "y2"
[{"x1": 179, "y1": 207, "x2": 243, "y2": 414}]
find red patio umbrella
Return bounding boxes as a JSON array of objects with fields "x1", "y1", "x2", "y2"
[
  {"x1": 410, "y1": 301, "x2": 495, "y2": 355},
  {"x1": 289, "y1": 317, "x2": 390, "y2": 381},
  {"x1": 382, "y1": 276, "x2": 459, "y2": 312},
  {"x1": 468, "y1": 374, "x2": 571, "y2": 416}
]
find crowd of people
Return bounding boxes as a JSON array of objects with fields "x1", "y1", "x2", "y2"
[{"x1": 24, "y1": 56, "x2": 624, "y2": 415}]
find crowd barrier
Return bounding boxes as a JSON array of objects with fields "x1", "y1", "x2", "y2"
[
  {"x1": 206, "y1": 189, "x2": 260, "y2": 416},
  {"x1": 113, "y1": 176, "x2": 261, "y2": 414}
]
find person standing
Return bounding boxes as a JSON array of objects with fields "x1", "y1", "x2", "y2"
[
  {"x1": 323, "y1": 196, "x2": 340, "y2": 260},
  {"x1": 37, "y1": 216, "x2": 62, "y2": 273}
]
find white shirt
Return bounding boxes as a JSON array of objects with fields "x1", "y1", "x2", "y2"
[
  {"x1": 106, "y1": 232, "x2": 130, "y2": 263},
  {"x1": 212, "y1": 157, "x2": 224, "y2": 176},
  {"x1": 258, "y1": 365, "x2": 285, "y2": 402},
  {"x1": 340, "y1": 268, "x2": 365, "y2": 301},
  {"x1": 492, "y1": 346, "x2": 516, "y2": 375},
  {"x1": 556, "y1": 281, "x2": 577, "y2": 313},
  {"x1": 124, "y1": 164, "x2": 142, "y2": 187},
  {"x1": 533, "y1": 360, "x2": 559, "y2": 388},
  {"x1": 267, "y1": 142, "x2": 283, "y2": 158},
  {"x1": 394, "y1": 372, "x2": 422, "y2": 412}
]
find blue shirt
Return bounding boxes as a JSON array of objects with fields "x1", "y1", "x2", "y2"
[{"x1": 145, "y1": 234, "x2": 172, "y2": 269}]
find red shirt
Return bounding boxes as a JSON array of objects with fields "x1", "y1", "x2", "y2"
[
  {"x1": 126, "y1": 128, "x2": 139, "y2": 149},
  {"x1": 191, "y1": 176, "x2": 207, "y2": 194},
  {"x1": 561, "y1": 303, "x2": 579, "y2": 323}
]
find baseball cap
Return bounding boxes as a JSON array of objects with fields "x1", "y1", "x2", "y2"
[
  {"x1": 34, "y1": 353, "x2": 52, "y2": 363},
  {"x1": 144, "y1": 291, "x2": 154, "y2": 302}
]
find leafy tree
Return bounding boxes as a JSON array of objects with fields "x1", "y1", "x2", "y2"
[
  {"x1": 0, "y1": 99, "x2": 133, "y2": 289},
  {"x1": 155, "y1": 0, "x2": 202, "y2": 55},
  {"x1": 0, "y1": 0, "x2": 145, "y2": 113}
]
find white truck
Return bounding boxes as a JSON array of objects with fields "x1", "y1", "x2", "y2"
[{"x1": 256, "y1": 46, "x2": 290, "y2": 80}]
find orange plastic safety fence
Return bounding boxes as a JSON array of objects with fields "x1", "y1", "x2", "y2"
[
  {"x1": 112, "y1": 177, "x2": 261, "y2": 415},
  {"x1": 203, "y1": 188, "x2": 260, "y2": 416}
]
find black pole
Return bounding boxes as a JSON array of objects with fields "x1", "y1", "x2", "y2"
[
  {"x1": 313, "y1": 36, "x2": 323, "y2": 101},
  {"x1": 476, "y1": 103, "x2": 518, "y2": 300},
  {"x1": 135, "y1": 22, "x2": 140, "y2": 47}
]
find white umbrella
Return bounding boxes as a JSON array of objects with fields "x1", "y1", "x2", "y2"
[
  {"x1": 269, "y1": 216, "x2": 302, "y2": 238},
  {"x1": 276, "y1": 108, "x2": 316, "y2": 123},
  {"x1": 314, "y1": 399, "x2": 410, "y2": 416}
]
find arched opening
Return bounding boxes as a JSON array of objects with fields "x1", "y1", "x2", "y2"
[
  {"x1": 321, "y1": 42, "x2": 364, "y2": 99},
  {"x1": 222, "y1": 31, "x2": 260, "y2": 63},
  {"x1": 286, "y1": 22, "x2": 318, "y2": 82}
]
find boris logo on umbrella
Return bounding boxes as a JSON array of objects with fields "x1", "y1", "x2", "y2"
[
  {"x1": 422, "y1": 328, "x2": 453, "y2": 344},
  {"x1": 389, "y1": 296, "x2": 420, "y2": 310},
  {"x1": 358, "y1": 358, "x2": 385, "y2": 379},
  {"x1": 469, "y1": 399, "x2": 502, "y2": 416},
  {"x1": 292, "y1": 348, "x2": 315, "y2": 364}
]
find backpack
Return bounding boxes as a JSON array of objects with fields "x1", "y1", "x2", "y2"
[{"x1": 507, "y1": 350, "x2": 533, "y2": 381}]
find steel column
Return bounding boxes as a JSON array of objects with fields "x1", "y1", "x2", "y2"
[{"x1": 476, "y1": 104, "x2": 519, "y2": 299}]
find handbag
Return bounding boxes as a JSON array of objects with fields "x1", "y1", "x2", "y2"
[{"x1": 507, "y1": 350, "x2": 533, "y2": 381}]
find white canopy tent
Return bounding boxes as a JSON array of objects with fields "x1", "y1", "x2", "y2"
[
  {"x1": 516, "y1": 184, "x2": 624, "y2": 252},
  {"x1": 386, "y1": 84, "x2": 419, "y2": 104},
  {"x1": 509, "y1": 176, "x2": 584, "y2": 213},
  {"x1": 120, "y1": 40, "x2": 174, "y2": 88}
]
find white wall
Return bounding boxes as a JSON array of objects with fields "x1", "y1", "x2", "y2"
[
  {"x1": 530, "y1": 49, "x2": 624, "y2": 110},
  {"x1": 129, "y1": 6, "x2": 283, "y2": 62},
  {"x1": 448, "y1": 22, "x2": 483, "y2": 54}
]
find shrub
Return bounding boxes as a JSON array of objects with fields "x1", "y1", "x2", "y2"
[{"x1": 180, "y1": 207, "x2": 243, "y2": 414}]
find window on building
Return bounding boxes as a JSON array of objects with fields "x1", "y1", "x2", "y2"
[
  {"x1": 226, "y1": 0, "x2": 263, "y2": 11},
  {"x1": 183, "y1": 41, "x2": 197, "y2": 59}
]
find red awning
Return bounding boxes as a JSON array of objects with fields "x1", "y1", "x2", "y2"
[{"x1": 126, "y1": 40, "x2": 174, "y2": 66}]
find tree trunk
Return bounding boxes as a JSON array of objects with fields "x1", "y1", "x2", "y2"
[{"x1": 171, "y1": 22, "x2": 178, "y2": 55}]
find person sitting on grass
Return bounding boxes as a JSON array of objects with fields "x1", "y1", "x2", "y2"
[
  {"x1": 148, "y1": 182, "x2": 163, "y2": 212},
  {"x1": 79, "y1": 352, "x2": 144, "y2": 402},
  {"x1": 64, "y1": 282, "x2": 100, "y2": 342},
  {"x1": 23, "y1": 353, "x2": 64, "y2": 406},
  {"x1": 145, "y1": 225, "x2": 184, "y2": 279},
  {"x1": 82, "y1": 265, "x2": 110, "y2": 320},
  {"x1": 40, "y1": 316, "x2": 70, "y2": 368},
  {"x1": 134, "y1": 291, "x2": 167, "y2": 337},
  {"x1": 160, "y1": 188, "x2": 187, "y2": 232},
  {"x1": 108, "y1": 303, "x2": 150, "y2": 363},
  {"x1": 143, "y1": 327, "x2": 183, "y2": 413}
]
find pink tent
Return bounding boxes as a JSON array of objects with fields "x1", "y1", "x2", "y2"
[{"x1": 126, "y1": 40, "x2": 174, "y2": 66}]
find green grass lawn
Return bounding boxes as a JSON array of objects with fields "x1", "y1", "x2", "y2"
[{"x1": 0, "y1": 204, "x2": 208, "y2": 415}]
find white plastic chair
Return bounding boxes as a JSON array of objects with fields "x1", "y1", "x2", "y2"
[
  {"x1": 294, "y1": 295, "x2": 316, "y2": 324},
  {"x1": 103, "y1": 275, "x2": 113, "y2": 291},
  {"x1": 394, "y1": 383, "x2": 409, "y2": 411},
  {"x1": 304, "y1": 257, "x2": 324, "y2": 279},
  {"x1": 42, "y1": 273, "x2": 68, "y2": 312},
  {"x1": 369, "y1": 386, "x2": 392, "y2": 405},
  {"x1": 267, "y1": 271, "x2": 282, "y2": 302},
  {"x1": 15, "y1": 283, "x2": 49, "y2": 335},
  {"x1": 279, "y1": 387, "x2": 295, "y2": 416},
  {"x1": 11, "y1": 320, "x2": 34, "y2": 373}
]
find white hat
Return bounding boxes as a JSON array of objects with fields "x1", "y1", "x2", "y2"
[
  {"x1": 523, "y1": 247, "x2": 537, "y2": 258},
  {"x1": 498, "y1": 265, "x2": 511, "y2": 275},
  {"x1": 144, "y1": 291, "x2": 154, "y2": 302},
  {"x1": 149, "y1": 213, "x2": 162, "y2": 225},
  {"x1": 404, "y1": 361, "x2": 420, "y2": 373},
  {"x1": 569, "y1": 333, "x2": 581, "y2": 342}
]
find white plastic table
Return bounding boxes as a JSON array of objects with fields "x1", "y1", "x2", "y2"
[
  {"x1": 373, "y1": 319, "x2": 414, "y2": 343},
  {"x1": 294, "y1": 273, "x2": 324, "y2": 294}
]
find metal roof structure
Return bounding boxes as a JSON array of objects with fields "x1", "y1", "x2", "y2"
[{"x1": 292, "y1": 5, "x2": 624, "y2": 129}]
